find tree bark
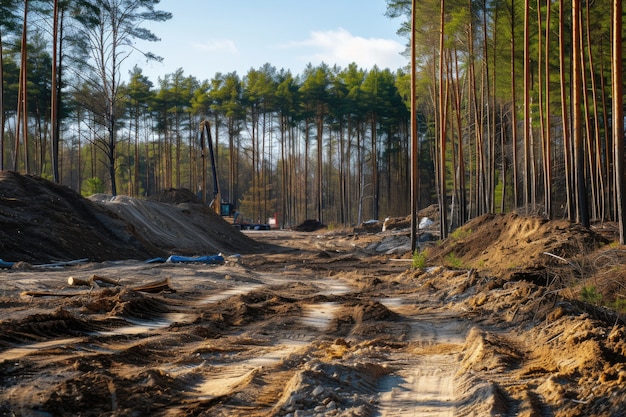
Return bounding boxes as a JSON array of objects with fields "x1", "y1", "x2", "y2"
[
  {"x1": 559, "y1": 0, "x2": 574, "y2": 221},
  {"x1": 612, "y1": 0, "x2": 625, "y2": 242},
  {"x1": 572, "y1": 0, "x2": 590, "y2": 227},
  {"x1": 438, "y1": 0, "x2": 448, "y2": 238}
]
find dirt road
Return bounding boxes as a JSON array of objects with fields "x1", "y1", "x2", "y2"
[{"x1": 1, "y1": 229, "x2": 625, "y2": 416}]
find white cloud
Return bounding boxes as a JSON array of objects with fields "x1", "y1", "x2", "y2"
[
  {"x1": 283, "y1": 28, "x2": 406, "y2": 70},
  {"x1": 191, "y1": 39, "x2": 239, "y2": 55}
]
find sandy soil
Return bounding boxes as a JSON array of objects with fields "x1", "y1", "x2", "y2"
[{"x1": 1, "y1": 172, "x2": 626, "y2": 416}]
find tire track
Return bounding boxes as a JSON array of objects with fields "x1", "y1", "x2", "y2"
[
  {"x1": 374, "y1": 303, "x2": 469, "y2": 417},
  {"x1": 377, "y1": 354, "x2": 457, "y2": 417}
]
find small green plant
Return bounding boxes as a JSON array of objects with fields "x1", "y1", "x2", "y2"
[
  {"x1": 412, "y1": 250, "x2": 427, "y2": 269},
  {"x1": 445, "y1": 252, "x2": 464, "y2": 269},
  {"x1": 82, "y1": 177, "x2": 105, "y2": 196},
  {"x1": 581, "y1": 285, "x2": 602, "y2": 305},
  {"x1": 450, "y1": 227, "x2": 472, "y2": 240},
  {"x1": 613, "y1": 298, "x2": 626, "y2": 313}
]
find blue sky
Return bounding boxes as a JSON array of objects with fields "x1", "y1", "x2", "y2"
[{"x1": 125, "y1": 0, "x2": 409, "y2": 82}]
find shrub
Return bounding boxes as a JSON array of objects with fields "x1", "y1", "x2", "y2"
[
  {"x1": 581, "y1": 285, "x2": 602, "y2": 305},
  {"x1": 445, "y1": 252, "x2": 464, "y2": 269},
  {"x1": 412, "y1": 250, "x2": 427, "y2": 269},
  {"x1": 82, "y1": 177, "x2": 105, "y2": 196}
]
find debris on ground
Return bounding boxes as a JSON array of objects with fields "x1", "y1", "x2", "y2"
[
  {"x1": 293, "y1": 219, "x2": 326, "y2": 232},
  {"x1": 1, "y1": 172, "x2": 626, "y2": 416}
]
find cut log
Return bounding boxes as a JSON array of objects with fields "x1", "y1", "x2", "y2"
[
  {"x1": 67, "y1": 276, "x2": 93, "y2": 287},
  {"x1": 24, "y1": 277, "x2": 174, "y2": 297},
  {"x1": 91, "y1": 274, "x2": 121, "y2": 287},
  {"x1": 131, "y1": 277, "x2": 175, "y2": 293}
]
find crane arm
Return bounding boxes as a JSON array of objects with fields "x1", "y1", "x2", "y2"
[{"x1": 200, "y1": 120, "x2": 221, "y2": 214}]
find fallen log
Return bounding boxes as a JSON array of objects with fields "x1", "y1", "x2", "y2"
[
  {"x1": 30, "y1": 276, "x2": 174, "y2": 298},
  {"x1": 67, "y1": 276, "x2": 93, "y2": 287},
  {"x1": 90, "y1": 274, "x2": 121, "y2": 287},
  {"x1": 67, "y1": 274, "x2": 121, "y2": 287},
  {"x1": 131, "y1": 277, "x2": 175, "y2": 293},
  {"x1": 21, "y1": 290, "x2": 91, "y2": 297}
]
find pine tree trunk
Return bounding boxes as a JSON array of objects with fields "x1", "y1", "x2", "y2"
[
  {"x1": 559, "y1": 0, "x2": 574, "y2": 221},
  {"x1": 612, "y1": 0, "x2": 625, "y2": 242},
  {"x1": 572, "y1": 0, "x2": 590, "y2": 227}
]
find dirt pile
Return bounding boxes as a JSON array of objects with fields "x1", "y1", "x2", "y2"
[
  {"x1": 425, "y1": 212, "x2": 608, "y2": 277},
  {"x1": 90, "y1": 189, "x2": 260, "y2": 257},
  {"x1": 0, "y1": 172, "x2": 261, "y2": 264},
  {"x1": 0, "y1": 171, "x2": 153, "y2": 263},
  {"x1": 293, "y1": 219, "x2": 326, "y2": 232},
  {"x1": 1, "y1": 173, "x2": 626, "y2": 416},
  {"x1": 402, "y1": 259, "x2": 626, "y2": 416}
]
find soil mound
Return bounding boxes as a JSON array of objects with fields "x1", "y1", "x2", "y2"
[
  {"x1": 90, "y1": 192, "x2": 260, "y2": 257},
  {"x1": 294, "y1": 219, "x2": 326, "y2": 232},
  {"x1": 146, "y1": 187, "x2": 202, "y2": 205},
  {"x1": 426, "y1": 212, "x2": 607, "y2": 277},
  {"x1": 0, "y1": 171, "x2": 260, "y2": 264},
  {"x1": 0, "y1": 171, "x2": 153, "y2": 263}
]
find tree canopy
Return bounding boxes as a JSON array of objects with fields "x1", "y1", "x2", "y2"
[{"x1": 1, "y1": 0, "x2": 626, "y2": 233}]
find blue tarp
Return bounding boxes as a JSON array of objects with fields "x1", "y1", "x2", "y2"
[
  {"x1": 146, "y1": 255, "x2": 225, "y2": 265},
  {"x1": 0, "y1": 259, "x2": 14, "y2": 269}
]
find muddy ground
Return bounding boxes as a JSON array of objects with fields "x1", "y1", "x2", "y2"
[{"x1": 1, "y1": 172, "x2": 626, "y2": 416}]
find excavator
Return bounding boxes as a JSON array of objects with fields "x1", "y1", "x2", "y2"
[
  {"x1": 199, "y1": 120, "x2": 231, "y2": 216},
  {"x1": 200, "y1": 120, "x2": 269, "y2": 229}
]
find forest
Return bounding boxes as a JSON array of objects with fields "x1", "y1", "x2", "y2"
[{"x1": 0, "y1": 0, "x2": 625, "y2": 236}]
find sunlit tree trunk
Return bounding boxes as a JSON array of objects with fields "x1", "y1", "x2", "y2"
[
  {"x1": 304, "y1": 117, "x2": 310, "y2": 220},
  {"x1": 585, "y1": 0, "x2": 605, "y2": 221},
  {"x1": 317, "y1": 106, "x2": 324, "y2": 222},
  {"x1": 559, "y1": 0, "x2": 574, "y2": 220},
  {"x1": 15, "y1": 0, "x2": 29, "y2": 173},
  {"x1": 453, "y1": 48, "x2": 466, "y2": 224},
  {"x1": 544, "y1": 0, "x2": 552, "y2": 218},
  {"x1": 612, "y1": 0, "x2": 625, "y2": 242},
  {"x1": 599, "y1": 47, "x2": 613, "y2": 221},
  {"x1": 537, "y1": 0, "x2": 547, "y2": 215},
  {"x1": 51, "y1": 0, "x2": 60, "y2": 183},
  {"x1": 411, "y1": 0, "x2": 419, "y2": 250},
  {"x1": 511, "y1": 0, "x2": 519, "y2": 209},
  {"x1": 446, "y1": 53, "x2": 458, "y2": 227},
  {"x1": 438, "y1": 0, "x2": 449, "y2": 238},
  {"x1": 523, "y1": 0, "x2": 531, "y2": 214},
  {"x1": 579, "y1": 11, "x2": 598, "y2": 221},
  {"x1": 483, "y1": 0, "x2": 495, "y2": 214},
  {"x1": 572, "y1": 0, "x2": 590, "y2": 226}
]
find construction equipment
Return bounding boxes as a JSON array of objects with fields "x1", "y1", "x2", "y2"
[{"x1": 199, "y1": 120, "x2": 221, "y2": 214}]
